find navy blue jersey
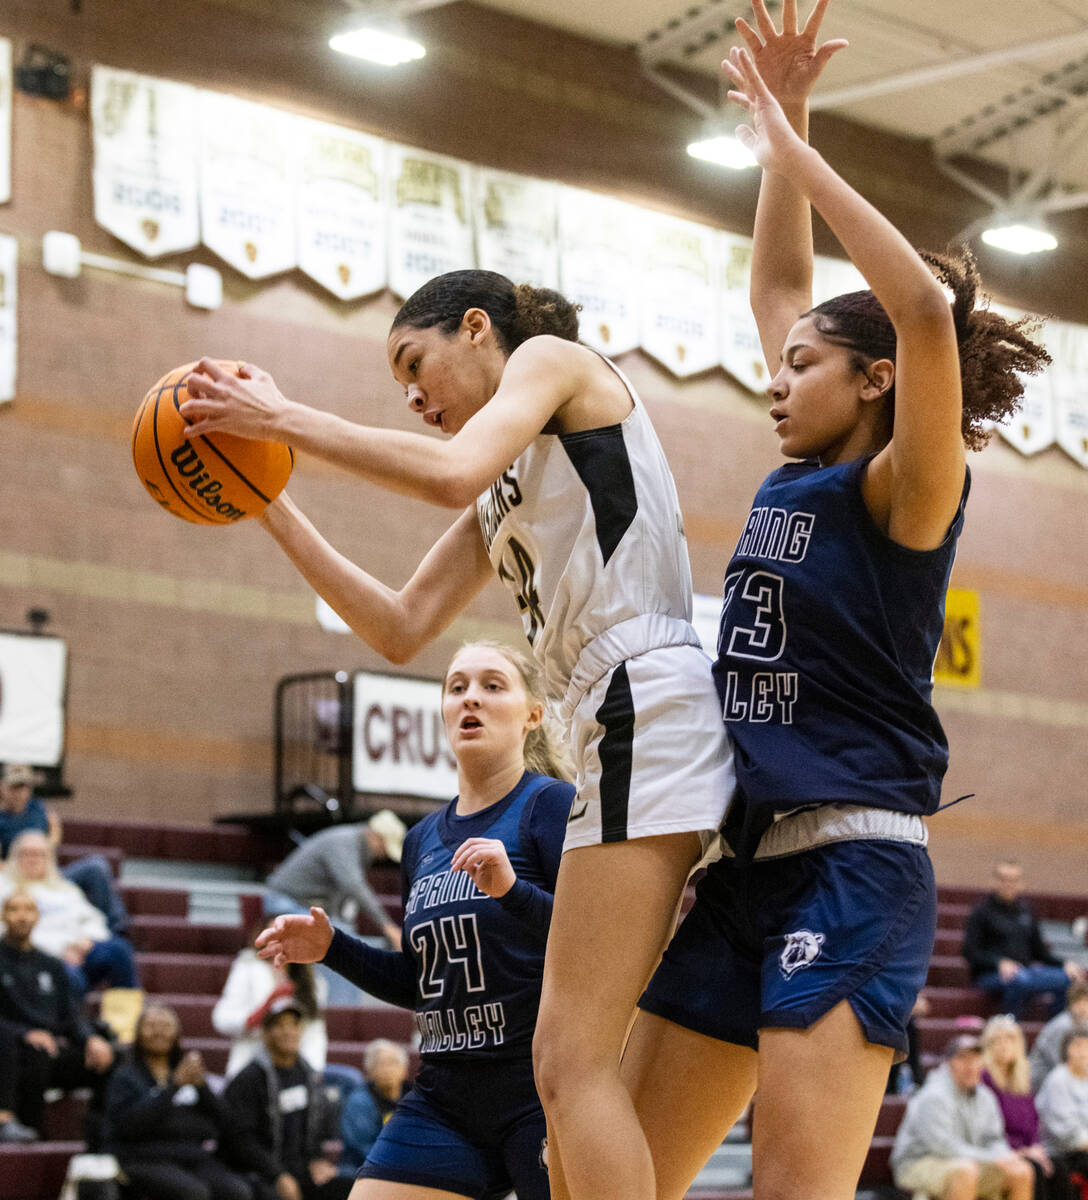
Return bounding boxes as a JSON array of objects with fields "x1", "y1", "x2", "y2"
[
  {"x1": 714, "y1": 456, "x2": 969, "y2": 857},
  {"x1": 324, "y1": 772, "x2": 573, "y2": 1065}
]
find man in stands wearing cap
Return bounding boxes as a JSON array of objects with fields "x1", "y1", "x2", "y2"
[
  {"x1": 263, "y1": 812, "x2": 406, "y2": 949},
  {"x1": 891, "y1": 1033, "x2": 1034, "y2": 1200},
  {"x1": 0, "y1": 763, "x2": 130, "y2": 935},
  {"x1": 221, "y1": 996, "x2": 351, "y2": 1200}
]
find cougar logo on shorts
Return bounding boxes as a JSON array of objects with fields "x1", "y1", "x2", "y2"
[
  {"x1": 779, "y1": 929, "x2": 825, "y2": 979},
  {"x1": 539, "y1": 1136, "x2": 549, "y2": 1171}
]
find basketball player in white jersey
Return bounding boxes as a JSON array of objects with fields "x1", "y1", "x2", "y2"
[{"x1": 179, "y1": 271, "x2": 734, "y2": 1200}]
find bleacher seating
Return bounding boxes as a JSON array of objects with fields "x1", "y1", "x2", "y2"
[{"x1": 2, "y1": 817, "x2": 1082, "y2": 1200}]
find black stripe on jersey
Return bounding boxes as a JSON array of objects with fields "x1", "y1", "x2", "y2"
[
  {"x1": 596, "y1": 662, "x2": 634, "y2": 843},
  {"x1": 559, "y1": 425, "x2": 638, "y2": 566}
]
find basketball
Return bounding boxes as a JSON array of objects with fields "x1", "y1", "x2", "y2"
[{"x1": 131, "y1": 360, "x2": 294, "y2": 525}]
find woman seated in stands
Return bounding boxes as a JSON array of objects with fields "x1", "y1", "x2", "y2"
[
  {"x1": 213, "y1": 931, "x2": 329, "y2": 1079},
  {"x1": 105, "y1": 1002, "x2": 253, "y2": 1200},
  {"x1": 981, "y1": 1014, "x2": 1071, "y2": 1200},
  {"x1": 0, "y1": 831, "x2": 138, "y2": 997}
]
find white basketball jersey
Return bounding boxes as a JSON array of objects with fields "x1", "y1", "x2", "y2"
[{"x1": 476, "y1": 356, "x2": 700, "y2": 708}]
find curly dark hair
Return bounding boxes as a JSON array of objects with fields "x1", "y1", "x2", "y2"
[
  {"x1": 807, "y1": 247, "x2": 1051, "y2": 451},
  {"x1": 391, "y1": 269, "x2": 580, "y2": 354}
]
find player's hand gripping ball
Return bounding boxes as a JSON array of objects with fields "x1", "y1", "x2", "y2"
[{"x1": 132, "y1": 360, "x2": 293, "y2": 525}]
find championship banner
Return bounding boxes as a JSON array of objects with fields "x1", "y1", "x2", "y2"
[
  {"x1": 0, "y1": 633, "x2": 67, "y2": 766},
  {"x1": 0, "y1": 234, "x2": 15, "y2": 404},
  {"x1": 1051, "y1": 320, "x2": 1088, "y2": 469},
  {"x1": 558, "y1": 187, "x2": 643, "y2": 356},
  {"x1": 0, "y1": 40, "x2": 11, "y2": 204},
  {"x1": 352, "y1": 671, "x2": 457, "y2": 799},
  {"x1": 934, "y1": 588, "x2": 980, "y2": 689},
  {"x1": 91, "y1": 66, "x2": 200, "y2": 258},
  {"x1": 718, "y1": 230, "x2": 767, "y2": 394},
  {"x1": 296, "y1": 118, "x2": 387, "y2": 300},
  {"x1": 473, "y1": 167, "x2": 558, "y2": 289},
  {"x1": 388, "y1": 144, "x2": 474, "y2": 300},
  {"x1": 640, "y1": 213, "x2": 719, "y2": 377},
  {"x1": 812, "y1": 254, "x2": 866, "y2": 305},
  {"x1": 199, "y1": 90, "x2": 297, "y2": 279}
]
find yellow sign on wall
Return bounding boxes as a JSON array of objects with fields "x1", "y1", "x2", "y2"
[{"x1": 934, "y1": 588, "x2": 981, "y2": 688}]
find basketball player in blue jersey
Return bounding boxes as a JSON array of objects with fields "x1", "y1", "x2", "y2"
[
  {"x1": 621, "y1": 6, "x2": 1052, "y2": 1200},
  {"x1": 181, "y1": 268, "x2": 734, "y2": 1198},
  {"x1": 257, "y1": 641, "x2": 573, "y2": 1200}
]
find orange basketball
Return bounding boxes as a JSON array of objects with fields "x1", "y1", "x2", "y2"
[{"x1": 131, "y1": 360, "x2": 294, "y2": 525}]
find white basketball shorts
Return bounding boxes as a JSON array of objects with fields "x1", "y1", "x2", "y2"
[{"x1": 562, "y1": 642, "x2": 735, "y2": 853}]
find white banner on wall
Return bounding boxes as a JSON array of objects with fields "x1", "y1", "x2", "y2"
[
  {"x1": 641, "y1": 213, "x2": 720, "y2": 377},
  {"x1": 718, "y1": 230, "x2": 768, "y2": 394},
  {"x1": 0, "y1": 634, "x2": 67, "y2": 767},
  {"x1": 473, "y1": 168, "x2": 559, "y2": 290},
  {"x1": 0, "y1": 40, "x2": 11, "y2": 205},
  {"x1": 1051, "y1": 320, "x2": 1088, "y2": 469},
  {"x1": 558, "y1": 188, "x2": 643, "y2": 356},
  {"x1": 91, "y1": 67, "x2": 200, "y2": 258},
  {"x1": 0, "y1": 234, "x2": 15, "y2": 403},
  {"x1": 353, "y1": 672, "x2": 457, "y2": 799},
  {"x1": 296, "y1": 118, "x2": 388, "y2": 301},
  {"x1": 200, "y1": 91, "x2": 297, "y2": 279},
  {"x1": 388, "y1": 144, "x2": 474, "y2": 300}
]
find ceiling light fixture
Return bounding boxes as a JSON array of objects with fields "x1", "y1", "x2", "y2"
[
  {"x1": 980, "y1": 221, "x2": 1058, "y2": 255},
  {"x1": 329, "y1": 27, "x2": 426, "y2": 66},
  {"x1": 686, "y1": 134, "x2": 757, "y2": 170}
]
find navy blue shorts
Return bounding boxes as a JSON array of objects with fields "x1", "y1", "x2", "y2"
[
  {"x1": 359, "y1": 1056, "x2": 548, "y2": 1199},
  {"x1": 640, "y1": 838, "x2": 936, "y2": 1056}
]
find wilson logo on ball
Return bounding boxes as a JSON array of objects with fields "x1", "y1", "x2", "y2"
[{"x1": 131, "y1": 361, "x2": 293, "y2": 525}]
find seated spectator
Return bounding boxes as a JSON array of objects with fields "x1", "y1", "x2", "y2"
[
  {"x1": 105, "y1": 1003, "x2": 252, "y2": 1200},
  {"x1": 337, "y1": 1038, "x2": 409, "y2": 1177},
  {"x1": 891, "y1": 1032, "x2": 1034, "y2": 1200},
  {"x1": 263, "y1": 813, "x2": 405, "y2": 948},
  {"x1": 213, "y1": 938, "x2": 328, "y2": 1078},
  {"x1": 981, "y1": 1014, "x2": 1070, "y2": 1200},
  {"x1": 0, "y1": 890, "x2": 113, "y2": 1141},
  {"x1": 0, "y1": 830, "x2": 138, "y2": 997},
  {"x1": 963, "y1": 860, "x2": 1085, "y2": 1020},
  {"x1": 222, "y1": 997, "x2": 352, "y2": 1200},
  {"x1": 0, "y1": 763, "x2": 129, "y2": 934},
  {"x1": 1036, "y1": 1027, "x2": 1088, "y2": 1182},
  {"x1": 1031, "y1": 980, "x2": 1088, "y2": 1093}
]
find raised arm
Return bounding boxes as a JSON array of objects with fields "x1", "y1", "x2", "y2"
[
  {"x1": 258, "y1": 496, "x2": 492, "y2": 665},
  {"x1": 739, "y1": 0, "x2": 848, "y2": 370},
  {"x1": 178, "y1": 336, "x2": 583, "y2": 509},
  {"x1": 726, "y1": 46, "x2": 965, "y2": 548}
]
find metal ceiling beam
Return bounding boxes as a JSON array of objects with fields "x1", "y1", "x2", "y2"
[
  {"x1": 638, "y1": 0, "x2": 756, "y2": 68},
  {"x1": 933, "y1": 55, "x2": 1088, "y2": 157},
  {"x1": 809, "y1": 27, "x2": 1088, "y2": 112}
]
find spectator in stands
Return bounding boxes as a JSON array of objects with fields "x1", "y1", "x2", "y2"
[
  {"x1": 981, "y1": 1014, "x2": 1071, "y2": 1200},
  {"x1": 222, "y1": 996, "x2": 352, "y2": 1200},
  {"x1": 964, "y1": 860, "x2": 1085, "y2": 1021},
  {"x1": 0, "y1": 762, "x2": 130, "y2": 934},
  {"x1": 0, "y1": 890, "x2": 114, "y2": 1141},
  {"x1": 0, "y1": 830, "x2": 139, "y2": 996},
  {"x1": 891, "y1": 1032, "x2": 1034, "y2": 1200},
  {"x1": 263, "y1": 812, "x2": 406, "y2": 949},
  {"x1": 337, "y1": 1038, "x2": 409, "y2": 1177},
  {"x1": 1036, "y1": 1027, "x2": 1088, "y2": 1181},
  {"x1": 105, "y1": 1003, "x2": 253, "y2": 1200},
  {"x1": 213, "y1": 936, "x2": 328, "y2": 1078},
  {"x1": 1031, "y1": 980, "x2": 1088, "y2": 1093}
]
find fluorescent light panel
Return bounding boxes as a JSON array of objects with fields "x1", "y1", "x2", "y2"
[
  {"x1": 330, "y1": 27, "x2": 425, "y2": 66},
  {"x1": 686, "y1": 135, "x2": 757, "y2": 170},
  {"x1": 980, "y1": 223, "x2": 1057, "y2": 255}
]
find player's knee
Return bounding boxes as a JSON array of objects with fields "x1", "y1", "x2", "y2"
[{"x1": 947, "y1": 1158, "x2": 979, "y2": 1189}]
